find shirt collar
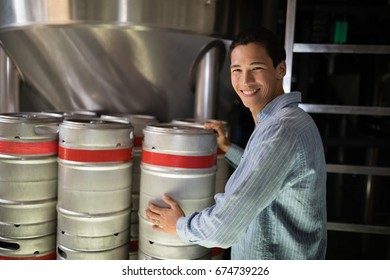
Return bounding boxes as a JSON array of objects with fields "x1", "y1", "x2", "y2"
[{"x1": 257, "y1": 91, "x2": 302, "y2": 123}]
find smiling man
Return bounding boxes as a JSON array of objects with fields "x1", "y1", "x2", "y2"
[{"x1": 146, "y1": 27, "x2": 327, "y2": 260}]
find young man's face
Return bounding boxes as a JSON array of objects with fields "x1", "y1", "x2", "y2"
[{"x1": 230, "y1": 43, "x2": 286, "y2": 115}]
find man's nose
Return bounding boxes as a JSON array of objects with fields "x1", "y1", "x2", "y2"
[{"x1": 243, "y1": 71, "x2": 255, "y2": 83}]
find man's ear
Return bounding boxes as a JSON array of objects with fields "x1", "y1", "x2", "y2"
[{"x1": 276, "y1": 60, "x2": 286, "y2": 80}]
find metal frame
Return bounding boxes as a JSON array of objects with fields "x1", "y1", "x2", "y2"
[
  {"x1": 327, "y1": 164, "x2": 390, "y2": 177},
  {"x1": 284, "y1": 0, "x2": 390, "y2": 238},
  {"x1": 294, "y1": 43, "x2": 390, "y2": 54},
  {"x1": 283, "y1": 0, "x2": 296, "y2": 93},
  {"x1": 327, "y1": 222, "x2": 390, "y2": 236},
  {"x1": 298, "y1": 104, "x2": 390, "y2": 116}
]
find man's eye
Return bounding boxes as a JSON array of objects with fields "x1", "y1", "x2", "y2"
[{"x1": 231, "y1": 68, "x2": 241, "y2": 73}]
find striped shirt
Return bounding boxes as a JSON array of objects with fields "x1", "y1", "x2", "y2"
[{"x1": 176, "y1": 92, "x2": 327, "y2": 259}]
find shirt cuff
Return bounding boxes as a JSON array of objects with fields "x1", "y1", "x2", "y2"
[{"x1": 176, "y1": 216, "x2": 192, "y2": 244}]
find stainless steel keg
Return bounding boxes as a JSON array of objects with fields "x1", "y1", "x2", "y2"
[
  {"x1": 171, "y1": 118, "x2": 231, "y2": 194},
  {"x1": 100, "y1": 113, "x2": 158, "y2": 259},
  {"x1": 139, "y1": 124, "x2": 217, "y2": 260},
  {"x1": 170, "y1": 118, "x2": 230, "y2": 260},
  {"x1": 100, "y1": 114, "x2": 157, "y2": 149},
  {"x1": 56, "y1": 118, "x2": 133, "y2": 260},
  {"x1": 0, "y1": 112, "x2": 62, "y2": 260}
]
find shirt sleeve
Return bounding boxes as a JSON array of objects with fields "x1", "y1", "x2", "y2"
[
  {"x1": 224, "y1": 143, "x2": 244, "y2": 168},
  {"x1": 176, "y1": 121, "x2": 299, "y2": 248}
]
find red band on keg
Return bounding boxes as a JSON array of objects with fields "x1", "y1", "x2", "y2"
[
  {"x1": 134, "y1": 137, "x2": 143, "y2": 148},
  {"x1": 211, "y1": 247, "x2": 225, "y2": 257},
  {"x1": 58, "y1": 146, "x2": 132, "y2": 162},
  {"x1": 0, "y1": 251, "x2": 56, "y2": 260},
  {"x1": 0, "y1": 140, "x2": 58, "y2": 155},
  {"x1": 142, "y1": 150, "x2": 216, "y2": 168}
]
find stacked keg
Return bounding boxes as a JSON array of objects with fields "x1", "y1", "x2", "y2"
[
  {"x1": 0, "y1": 112, "x2": 62, "y2": 260},
  {"x1": 138, "y1": 124, "x2": 217, "y2": 260},
  {"x1": 56, "y1": 118, "x2": 133, "y2": 260},
  {"x1": 125, "y1": 115, "x2": 157, "y2": 260},
  {"x1": 101, "y1": 114, "x2": 158, "y2": 259}
]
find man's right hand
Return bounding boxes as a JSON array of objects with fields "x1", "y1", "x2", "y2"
[{"x1": 204, "y1": 120, "x2": 231, "y2": 153}]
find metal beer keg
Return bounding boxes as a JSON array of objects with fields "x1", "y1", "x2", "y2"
[
  {"x1": 56, "y1": 118, "x2": 133, "y2": 260},
  {"x1": 0, "y1": 112, "x2": 62, "y2": 260},
  {"x1": 170, "y1": 119, "x2": 230, "y2": 260},
  {"x1": 100, "y1": 113, "x2": 158, "y2": 259},
  {"x1": 171, "y1": 118, "x2": 231, "y2": 194},
  {"x1": 139, "y1": 123, "x2": 217, "y2": 259}
]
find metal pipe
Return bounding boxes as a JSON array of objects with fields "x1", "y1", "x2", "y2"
[
  {"x1": 0, "y1": 46, "x2": 19, "y2": 112},
  {"x1": 194, "y1": 49, "x2": 220, "y2": 121},
  {"x1": 191, "y1": 40, "x2": 226, "y2": 122},
  {"x1": 283, "y1": 0, "x2": 297, "y2": 93}
]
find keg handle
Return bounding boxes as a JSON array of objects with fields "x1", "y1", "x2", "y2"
[
  {"x1": 57, "y1": 247, "x2": 67, "y2": 259},
  {"x1": 34, "y1": 123, "x2": 60, "y2": 136},
  {"x1": 0, "y1": 240, "x2": 20, "y2": 251}
]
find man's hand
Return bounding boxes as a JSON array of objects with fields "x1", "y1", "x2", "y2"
[
  {"x1": 145, "y1": 194, "x2": 185, "y2": 235},
  {"x1": 204, "y1": 120, "x2": 231, "y2": 153}
]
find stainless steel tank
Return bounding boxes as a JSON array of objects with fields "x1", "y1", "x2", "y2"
[
  {"x1": 56, "y1": 118, "x2": 133, "y2": 260},
  {"x1": 0, "y1": 112, "x2": 62, "y2": 260},
  {"x1": 138, "y1": 124, "x2": 217, "y2": 259}
]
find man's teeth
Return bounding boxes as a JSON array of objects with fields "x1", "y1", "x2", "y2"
[{"x1": 242, "y1": 89, "x2": 258, "y2": 95}]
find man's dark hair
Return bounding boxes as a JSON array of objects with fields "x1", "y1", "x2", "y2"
[{"x1": 229, "y1": 27, "x2": 286, "y2": 68}]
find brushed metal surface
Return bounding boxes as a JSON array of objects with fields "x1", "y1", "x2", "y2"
[
  {"x1": 57, "y1": 243, "x2": 129, "y2": 260},
  {"x1": 0, "y1": 0, "x2": 227, "y2": 36},
  {"x1": 138, "y1": 236, "x2": 210, "y2": 260},
  {"x1": 57, "y1": 228, "x2": 130, "y2": 251},
  {"x1": 0, "y1": 220, "x2": 56, "y2": 238},
  {"x1": 139, "y1": 124, "x2": 216, "y2": 259},
  {"x1": 0, "y1": 0, "x2": 236, "y2": 122},
  {"x1": 0, "y1": 47, "x2": 19, "y2": 112},
  {"x1": 0, "y1": 233, "x2": 56, "y2": 256}
]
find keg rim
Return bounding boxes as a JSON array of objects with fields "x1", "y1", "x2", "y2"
[
  {"x1": 63, "y1": 110, "x2": 97, "y2": 117},
  {"x1": 0, "y1": 112, "x2": 63, "y2": 123},
  {"x1": 171, "y1": 118, "x2": 228, "y2": 126},
  {"x1": 60, "y1": 117, "x2": 133, "y2": 129},
  {"x1": 101, "y1": 113, "x2": 157, "y2": 122},
  {"x1": 144, "y1": 123, "x2": 214, "y2": 135}
]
